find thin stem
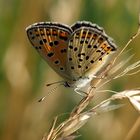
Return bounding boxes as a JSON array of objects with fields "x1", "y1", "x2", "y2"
[{"x1": 124, "y1": 116, "x2": 140, "y2": 140}]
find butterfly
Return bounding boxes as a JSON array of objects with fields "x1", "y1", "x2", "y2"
[{"x1": 26, "y1": 21, "x2": 117, "y2": 94}]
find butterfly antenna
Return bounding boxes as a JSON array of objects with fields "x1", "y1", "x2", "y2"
[
  {"x1": 38, "y1": 81, "x2": 65, "y2": 102},
  {"x1": 46, "y1": 81, "x2": 65, "y2": 87}
]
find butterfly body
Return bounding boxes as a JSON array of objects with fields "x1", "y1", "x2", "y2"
[{"x1": 26, "y1": 21, "x2": 117, "y2": 93}]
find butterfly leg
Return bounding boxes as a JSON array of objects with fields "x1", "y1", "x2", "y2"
[{"x1": 74, "y1": 88, "x2": 89, "y2": 97}]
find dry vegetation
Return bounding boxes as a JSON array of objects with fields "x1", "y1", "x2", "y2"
[{"x1": 1, "y1": 0, "x2": 140, "y2": 140}]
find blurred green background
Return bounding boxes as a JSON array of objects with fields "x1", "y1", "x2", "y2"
[{"x1": 0, "y1": 0, "x2": 140, "y2": 140}]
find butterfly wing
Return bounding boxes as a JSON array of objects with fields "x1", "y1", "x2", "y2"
[
  {"x1": 26, "y1": 22, "x2": 73, "y2": 80},
  {"x1": 67, "y1": 21, "x2": 117, "y2": 79}
]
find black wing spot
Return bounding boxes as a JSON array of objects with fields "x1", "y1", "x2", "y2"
[
  {"x1": 47, "y1": 52, "x2": 54, "y2": 57},
  {"x1": 39, "y1": 40, "x2": 43, "y2": 45},
  {"x1": 86, "y1": 56, "x2": 89, "y2": 60},
  {"x1": 81, "y1": 53, "x2": 85, "y2": 56},
  {"x1": 85, "y1": 40, "x2": 88, "y2": 44},
  {"x1": 71, "y1": 66, "x2": 74, "y2": 69},
  {"x1": 69, "y1": 58, "x2": 72, "y2": 61},
  {"x1": 60, "y1": 67, "x2": 64, "y2": 71},
  {"x1": 61, "y1": 49, "x2": 67, "y2": 53},
  {"x1": 74, "y1": 47, "x2": 78, "y2": 51},
  {"x1": 78, "y1": 65, "x2": 81, "y2": 68},
  {"x1": 90, "y1": 60, "x2": 94, "y2": 63},
  {"x1": 78, "y1": 53, "x2": 85, "y2": 57},
  {"x1": 35, "y1": 46, "x2": 38, "y2": 49},
  {"x1": 31, "y1": 36, "x2": 35, "y2": 40},
  {"x1": 96, "y1": 50, "x2": 101, "y2": 52},
  {"x1": 29, "y1": 31, "x2": 32, "y2": 35},
  {"x1": 87, "y1": 45, "x2": 92, "y2": 48},
  {"x1": 69, "y1": 45, "x2": 73, "y2": 49},
  {"x1": 54, "y1": 60, "x2": 60, "y2": 64},
  {"x1": 54, "y1": 40, "x2": 59, "y2": 45},
  {"x1": 99, "y1": 58, "x2": 102, "y2": 61},
  {"x1": 93, "y1": 45, "x2": 98, "y2": 48},
  {"x1": 78, "y1": 54, "x2": 81, "y2": 57},
  {"x1": 43, "y1": 39, "x2": 47, "y2": 43},
  {"x1": 101, "y1": 52, "x2": 104, "y2": 55},
  {"x1": 80, "y1": 40, "x2": 84, "y2": 44},
  {"x1": 49, "y1": 42, "x2": 53, "y2": 47},
  {"x1": 111, "y1": 47, "x2": 116, "y2": 51},
  {"x1": 79, "y1": 58, "x2": 83, "y2": 62}
]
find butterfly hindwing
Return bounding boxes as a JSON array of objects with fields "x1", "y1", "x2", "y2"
[{"x1": 67, "y1": 21, "x2": 117, "y2": 79}]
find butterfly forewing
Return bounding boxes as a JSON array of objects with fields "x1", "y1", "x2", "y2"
[
  {"x1": 26, "y1": 22, "x2": 73, "y2": 80},
  {"x1": 67, "y1": 21, "x2": 117, "y2": 79}
]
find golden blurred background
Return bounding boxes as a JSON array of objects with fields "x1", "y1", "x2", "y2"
[{"x1": 0, "y1": 0, "x2": 140, "y2": 140}]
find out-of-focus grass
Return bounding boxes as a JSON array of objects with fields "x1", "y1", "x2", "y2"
[{"x1": 0, "y1": 0, "x2": 140, "y2": 140}]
